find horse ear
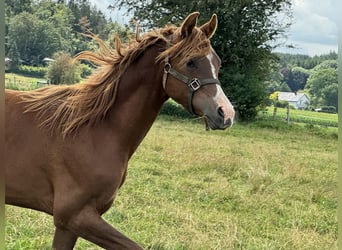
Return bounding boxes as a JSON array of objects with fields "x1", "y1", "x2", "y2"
[
  {"x1": 200, "y1": 14, "x2": 218, "y2": 39},
  {"x1": 180, "y1": 12, "x2": 200, "y2": 38}
]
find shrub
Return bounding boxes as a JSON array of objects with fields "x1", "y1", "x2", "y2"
[
  {"x1": 160, "y1": 100, "x2": 192, "y2": 119},
  {"x1": 317, "y1": 106, "x2": 337, "y2": 114},
  {"x1": 46, "y1": 53, "x2": 82, "y2": 84},
  {"x1": 14, "y1": 65, "x2": 47, "y2": 78},
  {"x1": 80, "y1": 63, "x2": 93, "y2": 78},
  {"x1": 323, "y1": 106, "x2": 337, "y2": 113}
]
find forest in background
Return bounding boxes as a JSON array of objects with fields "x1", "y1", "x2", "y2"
[
  {"x1": 5, "y1": 0, "x2": 338, "y2": 115},
  {"x1": 265, "y1": 52, "x2": 338, "y2": 111},
  {"x1": 5, "y1": 0, "x2": 132, "y2": 66}
]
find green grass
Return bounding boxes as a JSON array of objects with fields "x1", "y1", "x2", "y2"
[
  {"x1": 5, "y1": 116, "x2": 337, "y2": 249},
  {"x1": 5, "y1": 73, "x2": 46, "y2": 91},
  {"x1": 260, "y1": 107, "x2": 338, "y2": 127}
]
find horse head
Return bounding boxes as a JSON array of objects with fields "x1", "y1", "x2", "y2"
[{"x1": 161, "y1": 12, "x2": 235, "y2": 130}]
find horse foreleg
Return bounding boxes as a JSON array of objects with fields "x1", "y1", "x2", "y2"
[
  {"x1": 54, "y1": 205, "x2": 143, "y2": 250},
  {"x1": 52, "y1": 227, "x2": 78, "y2": 250}
]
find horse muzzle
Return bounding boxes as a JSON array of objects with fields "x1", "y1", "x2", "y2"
[{"x1": 204, "y1": 106, "x2": 235, "y2": 130}]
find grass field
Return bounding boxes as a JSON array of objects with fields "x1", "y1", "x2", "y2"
[
  {"x1": 5, "y1": 116, "x2": 337, "y2": 249},
  {"x1": 5, "y1": 73, "x2": 46, "y2": 91},
  {"x1": 260, "y1": 107, "x2": 338, "y2": 127}
]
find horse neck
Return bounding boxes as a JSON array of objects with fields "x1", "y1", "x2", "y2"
[{"x1": 106, "y1": 45, "x2": 168, "y2": 156}]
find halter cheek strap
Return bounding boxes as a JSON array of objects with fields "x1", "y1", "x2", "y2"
[{"x1": 162, "y1": 56, "x2": 221, "y2": 115}]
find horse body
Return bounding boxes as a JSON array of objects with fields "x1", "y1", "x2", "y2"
[
  {"x1": 6, "y1": 44, "x2": 166, "y2": 247},
  {"x1": 4, "y1": 13, "x2": 235, "y2": 249},
  {"x1": 6, "y1": 89, "x2": 57, "y2": 208}
]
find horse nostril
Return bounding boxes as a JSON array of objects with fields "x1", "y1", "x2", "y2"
[
  {"x1": 225, "y1": 118, "x2": 232, "y2": 127},
  {"x1": 217, "y1": 107, "x2": 225, "y2": 118}
]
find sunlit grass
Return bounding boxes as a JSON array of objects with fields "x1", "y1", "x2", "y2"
[
  {"x1": 5, "y1": 116, "x2": 337, "y2": 249},
  {"x1": 261, "y1": 106, "x2": 338, "y2": 127},
  {"x1": 5, "y1": 73, "x2": 45, "y2": 91}
]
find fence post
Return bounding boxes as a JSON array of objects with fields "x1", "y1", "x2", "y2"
[
  {"x1": 273, "y1": 106, "x2": 277, "y2": 119},
  {"x1": 286, "y1": 105, "x2": 290, "y2": 124}
]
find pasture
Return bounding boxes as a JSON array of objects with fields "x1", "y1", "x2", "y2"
[
  {"x1": 5, "y1": 73, "x2": 46, "y2": 91},
  {"x1": 5, "y1": 115, "x2": 337, "y2": 249},
  {"x1": 260, "y1": 107, "x2": 338, "y2": 128}
]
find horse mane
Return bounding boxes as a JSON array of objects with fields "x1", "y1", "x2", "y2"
[{"x1": 21, "y1": 24, "x2": 212, "y2": 137}]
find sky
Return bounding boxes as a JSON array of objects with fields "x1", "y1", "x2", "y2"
[
  {"x1": 274, "y1": 0, "x2": 340, "y2": 56},
  {"x1": 91, "y1": 0, "x2": 340, "y2": 56}
]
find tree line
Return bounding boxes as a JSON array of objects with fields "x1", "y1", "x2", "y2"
[
  {"x1": 265, "y1": 52, "x2": 338, "y2": 111},
  {"x1": 5, "y1": 0, "x2": 130, "y2": 67},
  {"x1": 6, "y1": 0, "x2": 336, "y2": 119}
]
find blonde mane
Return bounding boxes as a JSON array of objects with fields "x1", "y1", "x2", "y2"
[{"x1": 21, "y1": 24, "x2": 212, "y2": 137}]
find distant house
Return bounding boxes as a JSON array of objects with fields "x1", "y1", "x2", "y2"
[
  {"x1": 42, "y1": 57, "x2": 55, "y2": 65},
  {"x1": 278, "y1": 92, "x2": 310, "y2": 110}
]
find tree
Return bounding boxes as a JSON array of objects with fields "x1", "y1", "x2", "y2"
[
  {"x1": 280, "y1": 66, "x2": 294, "y2": 91},
  {"x1": 7, "y1": 12, "x2": 63, "y2": 65},
  {"x1": 264, "y1": 61, "x2": 293, "y2": 94},
  {"x1": 322, "y1": 83, "x2": 338, "y2": 110},
  {"x1": 34, "y1": 0, "x2": 75, "y2": 53},
  {"x1": 274, "y1": 53, "x2": 338, "y2": 98},
  {"x1": 276, "y1": 52, "x2": 338, "y2": 70},
  {"x1": 5, "y1": 0, "x2": 33, "y2": 16},
  {"x1": 291, "y1": 66, "x2": 310, "y2": 91},
  {"x1": 104, "y1": 21, "x2": 133, "y2": 46},
  {"x1": 305, "y1": 61, "x2": 338, "y2": 110},
  {"x1": 113, "y1": 0, "x2": 292, "y2": 121},
  {"x1": 311, "y1": 60, "x2": 337, "y2": 71},
  {"x1": 5, "y1": 0, "x2": 33, "y2": 50},
  {"x1": 7, "y1": 41, "x2": 21, "y2": 69},
  {"x1": 5, "y1": 0, "x2": 119, "y2": 65}
]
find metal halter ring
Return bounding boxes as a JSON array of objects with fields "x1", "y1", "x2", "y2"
[{"x1": 164, "y1": 63, "x2": 171, "y2": 74}]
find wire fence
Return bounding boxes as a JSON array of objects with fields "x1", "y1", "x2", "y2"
[
  {"x1": 260, "y1": 107, "x2": 338, "y2": 128},
  {"x1": 5, "y1": 75, "x2": 48, "y2": 91}
]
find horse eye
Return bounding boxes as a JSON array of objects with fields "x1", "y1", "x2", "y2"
[{"x1": 187, "y1": 59, "x2": 196, "y2": 68}]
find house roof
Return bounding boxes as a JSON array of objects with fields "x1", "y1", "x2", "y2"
[
  {"x1": 278, "y1": 92, "x2": 308, "y2": 102},
  {"x1": 43, "y1": 57, "x2": 55, "y2": 62}
]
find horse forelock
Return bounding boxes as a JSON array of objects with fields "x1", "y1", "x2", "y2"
[
  {"x1": 157, "y1": 26, "x2": 212, "y2": 66},
  {"x1": 21, "y1": 21, "x2": 212, "y2": 138}
]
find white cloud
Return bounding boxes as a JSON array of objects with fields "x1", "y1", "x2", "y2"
[{"x1": 277, "y1": 0, "x2": 340, "y2": 55}]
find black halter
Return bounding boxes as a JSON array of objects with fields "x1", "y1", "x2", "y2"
[{"x1": 162, "y1": 55, "x2": 221, "y2": 115}]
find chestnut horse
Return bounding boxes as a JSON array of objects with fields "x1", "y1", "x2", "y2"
[{"x1": 5, "y1": 13, "x2": 235, "y2": 249}]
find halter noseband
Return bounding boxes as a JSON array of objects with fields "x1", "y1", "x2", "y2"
[{"x1": 162, "y1": 55, "x2": 221, "y2": 115}]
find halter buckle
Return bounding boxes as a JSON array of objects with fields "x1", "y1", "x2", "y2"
[{"x1": 188, "y1": 78, "x2": 201, "y2": 91}]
